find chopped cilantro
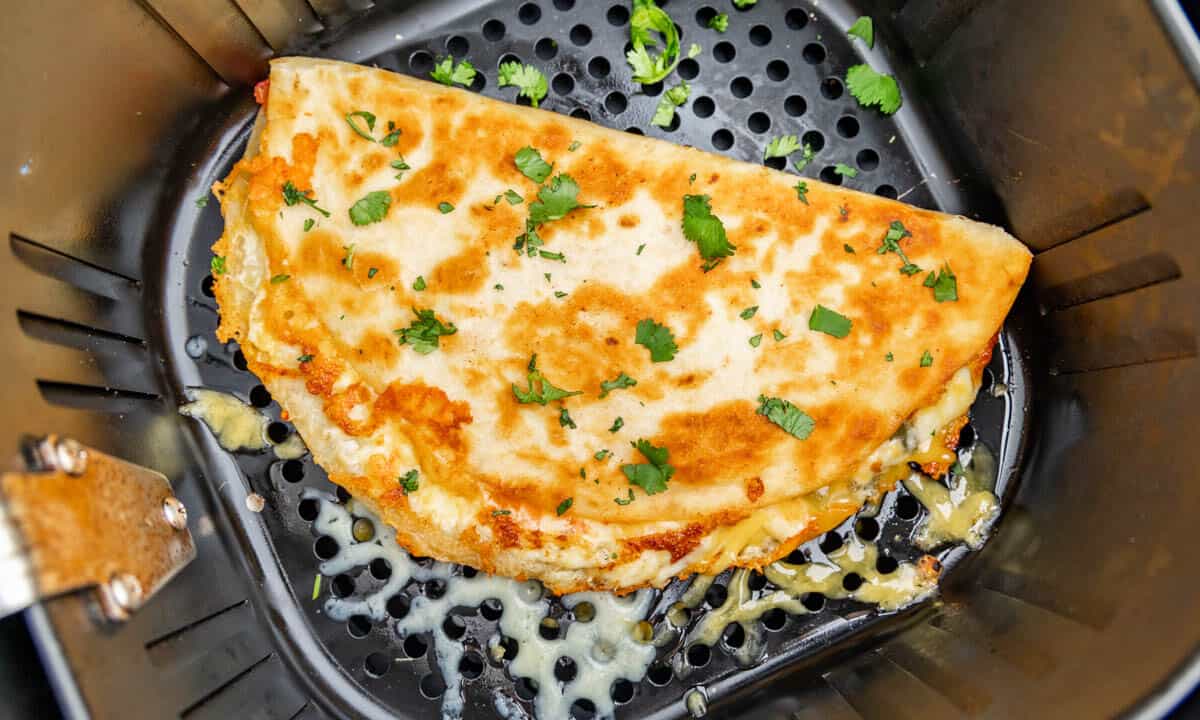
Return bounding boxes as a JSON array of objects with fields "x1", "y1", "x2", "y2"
[
  {"x1": 554, "y1": 290, "x2": 568, "y2": 299},
  {"x1": 341, "y1": 244, "x2": 356, "y2": 270},
  {"x1": 627, "y1": 0, "x2": 682, "y2": 84},
  {"x1": 303, "y1": 218, "x2": 315, "y2": 232},
  {"x1": 297, "y1": 354, "x2": 314, "y2": 364},
  {"x1": 609, "y1": 417, "x2": 625, "y2": 433},
  {"x1": 751, "y1": 278, "x2": 761, "y2": 289},
  {"x1": 636, "y1": 243, "x2": 646, "y2": 255},
  {"x1": 492, "y1": 509, "x2": 512, "y2": 517},
  {"x1": 756, "y1": 395, "x2": 815, "y2": 440},
  {"x1": 773, "y1": 329, "x2": 786, "y2": 341},
  {"x1": 594, "y1": 449, "x2": 611, "y2": 461},
  {"x1": 559, "y1": 407, "x2": 577, "y2": 429},
  {"x1": 844, "y1": 243, "x2": 856, "y2": 254},
  {"x1": 391, "y1": 157, "x2": 411, "y2": 181},
  {"x1": 847, "y1": 16, "x2": 874, "y2": 48},
  {"x1": 399, "y1": 469, "x2": 419, "y2": 495},
  {"x1": 368, "y1": 267, "x2": 378, "y2": 279},
  {"x1": 739, "y1": 306, "x2": 758, "y2": 320},
  {"x1": 282, "y1": 181, "x2": 331, "y2": 217},
  {"x1": 195, "y1": 195, "x2": 209, "y2": 208},
  {"x1": 344, "y1": 111, "x2": 377, "y2": 141},
  {"x1": 438, "y1": 201, "x2": 454, "y2": 214},
  {"x1": 688, "y1": 43, "x2": 702, "y2": 58},
  {"x1": 504, "y1": 189, "x2": 524, "y2": 205},
  {"x1": 515, "y1": 147, "x2": 554, "y2": 183},
  {"x1": 539, "y1": 250, "x2": 566, "y2": 262},
  {"x1": 614, "y1": 489, "x2": 636, "y2": 505},
  {"x1": 380, "y1": 122, "x2": 402, "y2": 147},
  {"x1": 885, "y1": 352, "x2": 894, "y2": 362},
  {"x1": 348, "y1": 190, "x2": 391, "y2": 226},
  {"x1": 568, "y1": 140, "x2": 582, "y2": 152},
  {"x1": 529, "y1": 174, "x2": 591, "y2": 224},
  {"x1": 498, "y1": 62, "x2": 548, "y2": 107},
  {"x1": 708, "y1": 13, "x2": 729, "y2": 31},
  {"x1": 512, "y1": 354, "x2": 583, "y2": 405},
  {"x1": 270, "y1": 274, "x2": 290, "y2": 284},
  {"x1": 556, "y1": 497, "x2": 574, "y2": 516},
  {"x1": 621, "y1": 439, "x2": 675, "y2": 495},
  {"x1": 749, "y1": 333, "x2": 763, "y2": 347},
  {"x1": 312, "y1": 574, "x2": 321, "y2": 600},
  {"x1": 733, "y1": 0, "x2": 757, "y2": 7},
  {"x1": 413, "y1": 275, "x2": 426, "y2": 291},
  {"x1": 211, "y1": 256, "x2": 226, "y2": 275},
  {"x1": 394, "y1": 307, "x2": 457, "y2": 354},
  {"x1": 834, "y1": 163, "x2": 859, "y2": 178},
  {"x1": 876, "y1": 220, "x2": 921, "y2": 275},
  {"x1": 430, "y1": 56, "x2": 477, "y2": 87},
  {"x1": 652, "y1": 81, "x2": 691, "y2": 128},
  {"x1": 927, "y1": 263, "x2": 958, "y2": 302},
  {"x1": 794, "y1": 143, "x2": 816, "y2": 171},
  {"x1": 764, "y1": 134, "x2": 801, "y2": 161},
  {"x1": 600, "y1": 372, "x2": 638, "y2": 398},
  {"x1": 494, "y1": 283, "x2": 504, "y2": 291},
  {"x1": 681, "y1": 194, "x2": 736, "y2": 269},
  {"x1": 920, "y1": 349, "x2": 934, "y2": 367},
  {"x1": 794, "y1": 181, "x2": 810, "y2": 205},
  {"x1": 846, "y1": 64, "x2": 902, "y2": 115},
  {"x1": 635, "y1": 318, "x2": 678, "y2": 362},
  {"x1": 839, "y1": 205, "x2": 849, "y2": 217},
  {"x1": 689, "y1": 173, "x2": 697, "y2": 184},
  {"x1": 809, "y1": 305, "x2": 852, "y2": 338}
]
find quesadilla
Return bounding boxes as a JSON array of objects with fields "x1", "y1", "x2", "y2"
[{"x1": 211, "y1": 57, "x2": 1030, "y2": 595}]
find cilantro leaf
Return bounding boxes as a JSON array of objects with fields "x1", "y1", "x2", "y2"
[
  {"x1": 400, "y1": 469, "x2": 419, "y2": 495},
  {"x1": 394, "y1": 307, "x2": 457, "y2": 354},
  {"x1": 282, "y1": 181, "x2": 331, "y2": 217},
  {"x1": 627, "y1": 0, "x2": 682, "y2": 84},
  {"x1": 391, "y1": 157, "x2": 411, "y2": 181},
  {"x1": 614, "y1": 489, "x2": 636, "y2": 505},
  {"x1": 834, "y1": 163, "x2": 859, "y2": 178},
  {"x1": 412, "y1": 275, "x2": 426, "y2": 291},
  {"x1": 367, "y1": 267, "x2": 378, "y2": 279},
  {"x1": 651, "y1": 81, "x2": 690, "y2": 127},
  {"x1": 794, "y1": 181, "x2": 809, "y2": 205},
  {"x1": 708, "y1": 13, "x2": 729, "y2": 32},
  {"x1": 809, "y1": 305, "x2": 852, "y2": 338},
  {"x1": 764, "y1": 134, "x2": 801, "y2": 160},
  {"x1": 844, "y1": 243, "x2": 856, "y2": 254},
  {"x1": 556, "y1": 497, "x2": 573, "y2": 515},
  {"x1": 609, "y1": 417, "x2": 625, "y2": 433},
  {"x1": 344, "y1": 111, "x2": 376, "y2": 141},
  {"x1": 635, "y1": 318, "x2": 678, "y2": 362},
  {"x1": 688, "y1": 43, "x2": 702, "y2": 58},
  {"x1": 270, "y1": 274, "x2": 290, "y2": 284},
  {"x1": 348, "y1": 190, "x2": 391, "y2": 225},
  {"x1": 529, "y1": 174, "x2": 590, "y2": 224},
  {"x1": 341, "y1": 244, "x2": 356, "y2": 270},
  {"x1": 681, "y1": 194, "x2": 736, "y2": 267},
  {"x1": 515, "y1": 147, "x2": 554, "y2": 183},
  {"x1": 793, "y1": 143, "x2": 817, "y2": 172},
  {"x1": 599, "y1": 372, "x2": 638, "y2": 398},
  {"x1": 297, "y1": 354, "x2": 314, "y2": 364},
  {"x1": 512, "y1": 354, "x2": 583, "y2": 405},
  {"x1": 303, "y1": 218, "x2": 315, "y2": 232},
  {"x1": 504, "y1": 189, "x2": 524, "y2": 205},
  {"x1": 498, "y1": 62, "x2": 548, "y2": 107},
  {"x1": 568, "y1": 140, "x2": 582, "y2": 152},
  {"x1": 559, "y1": 407, "x2": 577, "y2": 429},
  {"x1": 733, "y1": 0, "x2": 757, "y2": 7},
  {"x1": 211, "y1": 255, "x2": 226, "y2": 275},
  {"x1": 749, "y1": 334, "x2": 763, "y2": 347},
  {"x1": 920, "y1": 349, "x2": 934, "y2": 367},
  {"x1": 740, "y1": 306, "x2": 758, "y2": 320},
  {"x1": 620, "y1": 438, "x2": 675, "y2": 495},
  {"x1": 846, "y1": 64, "x2": 902, "y2": 115},
  {"x1": 438, "y1": 201, "x2": 454, "y2": 214},
  {"x1": 430, "y1": 56, "x2": 476, "y2": 87},
  {"x1": 195, "y1": 195, "x2": 209, "y2": 208},
  {"x1": 928, "y1": 263, "x2": 958, "y2": 302},
  {"x1": 595, "y1": 449, "x2": 611, "y2": 461},
  {"x1": 876, "y1": 220, "x2": 921, "y2": 275},
  {"x1": 773, "y1": 329, "x2": 786, "y2": 341},
  {"x1": 847, "y1": 16, "x2": 874, "y2": 48},
  {"x1": 380, "y1": 123, "x2": 402, "y2": 147},
  {"x1": 756, "y1": 395, "x2": 815, "y2": 440},
  {"x1": 885, "y1": 352, "x2": 894, "y2": 362}
]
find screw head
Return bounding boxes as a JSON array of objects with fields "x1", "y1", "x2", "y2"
[
  {"x1": 53, "y1": 438, "x2": 88, "y2": 476},
  {"x1": 107, "y1": 573, "x2": 143, "y2": 612},
  {"x1": 162, "y1": 496, "x2": 188, "y2": 530}
]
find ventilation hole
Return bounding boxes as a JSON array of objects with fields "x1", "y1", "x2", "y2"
[
  {"x1": 611, "y1": 678, "x2": 635, "y2": 704},
  {"x1": 570, "y1": 699, "x2": 596, "y2": 720},
  {"x1": 896, "y1": 493, "x2": 920, "y2": 518},
  {"x1": 535, "y1": 37, "x2": 557, "y2": 60},
  {"x1": 442, "y1": 615, "x2": 467, "y2": 640},
  {"x1": 403, "y1": 634, "x2": 428, "y2": 659},
  {"x1": 298, "y1": 497, "x2": 319, "y2": 521},
  {"x1": 233, "y1": 349, "x2": 248, "y2": 371},
  {"x1": 604, "y1": 91, "x2": 628, "y2": 115},
  {"x1": 678, "y1": 57, "x2": 700, "y2": 80},
  {"x1": 247, "y1": 384, "x2": 271, "y2": 408},
  {"x1": 748, "y1": 571, "x2": 767, "y2": 591},
  {"x1": 784, "y1": 94, "x2": 807, "y2": 117},
  {"x1": 588, "y1": 56, "x2": 610, "y2": 78},
  {"x1": 692, "y1": 95, "x2": 715, "y2": 118},
  {"x1": 570, "y1": 108, "x2": 591, "y2": 120},
  {"x1": 709, "y1": 127, "x2": 731, "y2": 147},
  {"x1": 498, "y1": 52, "x2": 522, "y2": 68},
  {"x1": 266, "y1": 422, "x2": 289, "y2": 444},
  {"x1": 802, "y1": 129, "x2": 825, "y2": 152},
  {"x1": 554, "y1": 0, "x2": 575, "y2": 9},
  {"x1": 713, "y1": 41, "x2": 736, "y2": 63},
  {"x1": 570, "y1": 24, "x2": 592, "y2": 46},
  {"x1": 765, "y1": 156, "x2": 786, "y2": 170},
  {"x1": 347, "y1": 615, "x2": 371, "y2": 638},
  {"x1": 280, "y1": 459, "x2": 304, "y2": 483},
  {"x1": 877, "y1": 555, "x2": 899, "y2": 574},
  {"x1": 552, "y1": 73, "x2": 575, "y2": 95},
  {"x1": 364, "y1": 652, "x2": 390, "y2": 678},
  {"x1": 647, "y1": 663, "x2": 673, "y2": 686},
  {"x1": 314, "y1": 536, "x2": 339, "y2": 560},
  {"x1": 446, "y1": 35, "x2": 469, "y2": 56},
  {"x1": 722, "y1": 622, "x2": 745, "y2": 648},
  {"x1": 330, "y1": 574, "x2": 355, "y2": 598},
  {"x1": 876, "y1": 184, "x2": 899, "y2": 199},
  {"x1": 409, "y1": 50, "x2": 435, "y2": 74},
  {"x1": 516, "y1": 677, "x2": 539, "y2": 700},
  {"x1": 786, "y1": 8, "x2": 809, "y2": 29},
  {"x1": 802, "y1": 592, "x2": 826, "y2": 611},
  {"x1": 749, "y1": 24, "x2": 772, "y2": 46},
  {"x1": 821, "y1": 77, "x2": 844, "y2": 100},
  {"x1": 573, "y1": 601, "x2": 596, "y2": 623},
  {"x1": 539, "y1": 617, "x2": 561, "y2": 640},
  {"x1": 762, "y1": 608, "x2": 788, "y2": 631},
  {"x1": 747, "y1": 111, "x2": 770, "y2": 134},
  {"x1": 820, "y1": 166, "x2": 844, "y2": 185},
  {"x1": 387, "y1": 594, "x2": 410, "y2": 619},
  {"x1": 854, "y1": 517, "x2": 880, "y2": 541},
  {"x1": 518, "y1": 2, "x2": 541, "y2": 24},
  {"x1": 459, "y1": 565, "x2": 478, "y2": 579},
  {"x1": 496, "y1": 636, "x2": 519, "y2": 662},
  {"x1": 625, "y1": 127, "x2": 645, "y2": 136},
  {"x1": 425, "y1": 579, "x2": 446, "y2": 599},
  {"x1": 765, "y1": 59, "x2": 790, "y2": 82},
  {"x1": 686, "y1": 644, "x2": 711, "y2": 668},
  {"x1": 786, "y1": 548, "x2": 807, "y2": 564},
  {"x1": 704, "y1": 583, "x2": 728, "y2": 608},
  {"x1": 730, "y1": 76, "x2": 753, "y2": 98},
  {"x1": 802, "y1": 43, "x2": 826, "y2": 64},
  {"x1": 481, "y1": 598, "x2": 504, "y2": 621},
  {"x1": 201, "y1": 275, "x2": 215, "y2": 297},
  {"x1": 482, "y1": 19, "x2": 506, "y2": 41},
  {"x1": 606, "y1": 4, "x2": 629, "y2": 26},
  {"x1": 842, "y1": 573, "x2": 864, "y2": 592},
  {"x1": 819, "y1": 532, "x2": 843, "y2": 554},
  {"x1": 980, "y1": 368, "x2": 995, "y2": 394},
  {"x1": 958, "y1": 423, "x2": 976, "y2": 449},
  {"x1": 335, "y1": 486, "x2": 352, "y2": 503},
  {"x1": 420, "y1": 672, "x2": 446, "y2": 699},
  {"x1": 555, "y1": 656, "x2": 578, "y2": 682},
  {"x1": 640, "y1": 80, "x2": 664, "y2": 97},
  {"x1": 367, "y1": 558, "x2": 391, "y2": 581},
  {"x1": 460, "y1": 651, "x2": 485, "y2": 679}
]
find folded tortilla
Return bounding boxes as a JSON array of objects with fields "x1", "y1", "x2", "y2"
[{"x1": 212, "y1": 57, "x2": 1030, "y2": 594}]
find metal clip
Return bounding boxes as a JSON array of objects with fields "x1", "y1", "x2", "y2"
[{"x1": 0, "y1": 436, "x2": 196, "y2": 621}]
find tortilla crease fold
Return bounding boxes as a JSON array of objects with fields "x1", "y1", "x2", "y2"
[{"x1": 212, "y1": 57, "x2": 1031, "y2": 595}]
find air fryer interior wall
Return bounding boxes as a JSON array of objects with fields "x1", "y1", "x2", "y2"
[{"x1": 0, "y1": 1, "x2": 1197, "y2": 719}]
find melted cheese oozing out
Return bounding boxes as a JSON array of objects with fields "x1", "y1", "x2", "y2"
[
  {"x1": 905, "y1": 442, "x2": 999, "y2": 550},
  {"x1": 306, "y1": 492, "x2": 655, "y2": 720},
  {"x1": 180, "y1": 388, "x2": 307, "y2": 458}
]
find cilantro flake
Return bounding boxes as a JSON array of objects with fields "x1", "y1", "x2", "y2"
[
  {"x1": 595, "y1": 449, "x2": 611, "y2": 461},
  {"x1": 681, "y1": 194, "x2": 736, "y2": 268},
  {"x1": 733, "y1": 0, "x2": 757, "y2": 7},
  {"x1": 430, "y1": 56, "x2": 477, "y2": 87},
  {"x1": 512, "y1": 354, "x2": 583, "y2": 405},
  {"x1": 652, "y1": 81, "x2": 691, "y2": 128},
  {"x1": 344, "y1": 111, "x2": 377, "y2": 141},
  {"x1": 504, "y1": 189, "x2": 524, "y2": 205},
  {"x1": 756, "y1": 395, "x2": 815, "y2": 440},
  {"x1": 739, "y1": 306, "x2": 759, "y2": 320},
  {"x1": 708, "y1": 13, "x2": 729, "y2": 32},
  {"x1": 920, "y1": 350, "x2": 934, "y2": 367},
  {"x1": 391, "y1": 157, "x2": 411, "y2": 181},
  {"x1": 928, "y1": 263, "x2": 958, "y2": 302},
  {"x1": 600, "y1": 372, "x2": 638, "y2": 398},
  {"x1": 568, "y1": 140, "x2": 582, "y2": 152},
  {"x1": 556, "y1": 497, "x2": 574, "y2": 516},
  {"x1": 627, "y1": 0, "x2": 682, "y2": 84},
  {"x1": 635, "y1": 318, "x2": 678, "y2": 362},
  {"x1": 809, "y1": 305, "x2": 852, "y2": 338},
  {"x1": 282, "y1": 181, "x2": 331, "y2": 217},
  {"x1": 749, "y1": 333, "x2": 763, "y2": 347},
  {"x1": 751, "y1": 278, "x2": 761, "y2": 289},
  {"x1": 394, "y1": 307, "x2": 457, "y2": 354},
  {"x1": 794, "y1": 181, "x2": 810, "y2": 205},
  {"x1": 498, "y1": 62, "x2": 548, "y2": 107},
  {"x1": 399, "y1": 469, "x2": 419, "y2": 495},
  {"x1": 348, "y1": 190, "x2": 391, "y2": 226},
  {"x1": 559, "y1": 407, "x2": 577, "y2": 429},
  {"x1": 773, "y1": 329, "x2": 786, "y2": 341},
  {"x1": 270, "y1": 274, "x2": 290, "y2": 284},
  {"x1": 846, "y1": 64, "x2": 902, "y2": 115},
  {"x1": 834, "y1": 163, "x2": 859, "y2": 179},
  {"x1": 847, "y1": 16, "x2": 874, "y2": 48},
  {"x1": 764, "y1": 134, "x2": 801, "y2": 161},
  {"x1": 368, "y1": 267, "x2": 378, "y2": 279},
  {"x1": 515, "y1": 147, "x2": 553, "y2": 183},
  {"x1": 794, "y1": 143, "x2": 816, "y2": 171},
  {"x1": 614, "y1": 489, "x2": 636, "y2": 506},
  {"x1": 844, "y1": 243, "x2": 856, "y2": 254},
  {"x1": 303, "y1": 218, "x2": 315, "y2": 232},
  {"x1": 609, "y1": 417, "x2": 625, "y2": 433},
  {"x1": 877, "y1": 220, "x2": 922, "y2": 275},
  {"x1": 341, "y1": 244, "x2": 356, "y2": 270},
  {"x1": 211, "y1": 256, "x2": 226, "y2": 275},
  {"x1": 438, "y1": 201, "x2": 454, "y2": 214},
  {"x1": 297, "y1": 354, "x2": 314, "y2": 364},
  {"x1": 413, "y1": 275, "x2": 426, "y2": 291},
  {"x1": 620, "y1": 438, "x2": 675, "y2": 495},
  {"x1": 885, "y1": 352, "x2": 894, "y2": 362},
  {"x1": 492, "y1": 509, "x2": 512, "y2": 517}
]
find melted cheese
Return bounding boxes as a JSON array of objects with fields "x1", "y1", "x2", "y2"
[{"x1": 179, "y1": 388, "x2": 308, "y2": 459}]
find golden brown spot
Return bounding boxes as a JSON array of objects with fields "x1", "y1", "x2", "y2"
[
  {"x1": 376, "y1": 381, "x2": 473, "y2": 430},
  {"x1": 745, "y1": 477, "x2": 764, "y2": 502},
  {"x1": 618, "y1": 214, "x2": 639, "y2": 228},
  {"x1": 656, "y1": 400, "x2": 778, "y2": 487},
  {"x1": 623, "y1": 523, "x2": 706, "y2": 562}
]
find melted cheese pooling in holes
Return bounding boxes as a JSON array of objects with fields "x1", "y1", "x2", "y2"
[
  {"x1": 180, "y1": 389, "x2": 307, "y2": 458},
  {"x1": 306, "y1": 491, "x2": 655, "y2": 720}
]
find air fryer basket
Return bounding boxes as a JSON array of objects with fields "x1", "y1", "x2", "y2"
[{"x1": 2, "y1": 0, "x2": 1198, "y2": 718}]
